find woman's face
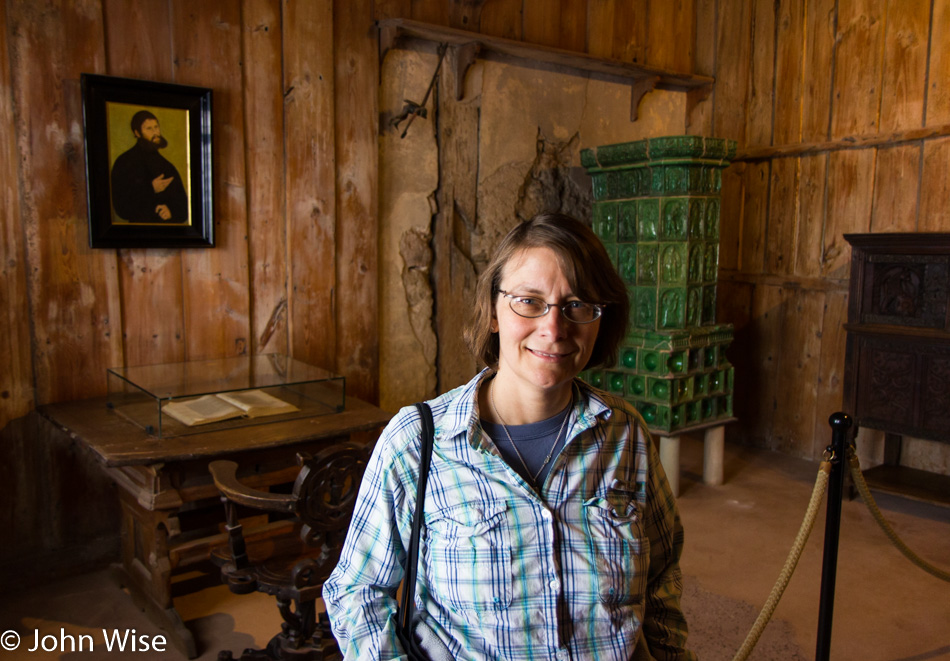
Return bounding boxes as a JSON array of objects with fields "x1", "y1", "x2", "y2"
[{"x1": 492, "y1": 246, "x2": 601, "y2": 397}]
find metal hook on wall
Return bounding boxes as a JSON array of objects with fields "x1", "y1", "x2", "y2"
[{"x1": 390, "y1": 42, "x2": 448, "y2": 139}]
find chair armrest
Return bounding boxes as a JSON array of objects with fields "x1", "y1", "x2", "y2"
[{"x1": 208, "y1": 459, "x2": 297, "y2": 514}]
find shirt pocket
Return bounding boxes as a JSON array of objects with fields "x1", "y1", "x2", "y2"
[
  {"x1": 423, "y1": 500, "x2": 513, "y2": 612},
  {"x1": 583, "y1": 495, "x2": 649, "y2": 606}
]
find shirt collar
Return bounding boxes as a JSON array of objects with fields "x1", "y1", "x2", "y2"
[{"x1": 438, "y1": 368, "x2": 614, "y2": 451}]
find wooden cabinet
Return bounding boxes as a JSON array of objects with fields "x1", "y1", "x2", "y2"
[{"x1": 843, "y1": 233, "x2": 950, "y2": 505}]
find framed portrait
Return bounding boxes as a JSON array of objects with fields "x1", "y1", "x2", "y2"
[{"x1": 81, "y1": 74, "x2": 213, "y2": 248}]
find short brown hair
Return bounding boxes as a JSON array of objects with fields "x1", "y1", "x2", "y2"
[{"x1": 465, "y1": 213, "x2": 629, "y2": 370}]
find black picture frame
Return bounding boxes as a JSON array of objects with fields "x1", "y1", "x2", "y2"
[{"x1": 81, "y1": 74, "x2": 213, "y2": 249}]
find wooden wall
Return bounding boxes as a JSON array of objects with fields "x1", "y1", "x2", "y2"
[
  {"x1": 1, "y1": 0, "x2": 947, "y2": 579},
  {"x1": 0, "y1": 0, "x2": 379, "y2": 434},
  {"x1": 699, "y1": 0, "x2": 950, "y2": 465}
]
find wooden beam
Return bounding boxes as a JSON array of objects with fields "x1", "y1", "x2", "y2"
[
  {"x1": 377, "y1": 17, "x2": 714, "y2": 96},
  {"x1": 734, "y1": 123, "x2": 950, "y2": 161}
]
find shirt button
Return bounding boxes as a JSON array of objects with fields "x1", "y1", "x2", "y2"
[{"x1": 549, "y1": 578, "x2": 560, "y2": 590}]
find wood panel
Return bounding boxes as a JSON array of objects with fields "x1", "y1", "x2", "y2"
[
  {"x1": 687, "y1": 0, "x2": 715, "y2": 134},
  {"x1": 718, "y1": 162, "x2": 743, "y2": 271},
  {"x1": 802, "y1": 0, "x2": 836, "y2": 142},
  {"x1": 812, "y1": 289, "x2": 848, "y2": 458},
  {"x1": 103, "y1": 1, "x2": 186, "y2": 368},
  {"x1": 522, "y1": 0, "x2": 564, "y2": 49},
  {"x1": 919, "y1": 137, "x2": 950, "y2": 232},
  {"x1": 793, "y1": 154, "x2": 828, "y2": 278},
  {"x1": 739, "y1": 162, "x2": 769, "y2": 272},
  {"x1": 878, "y1": 0, "x2": 929, "y2": 133},
  {"x1": 587, "y1": 0, "x2": 647, "y2": 64},
  {"x1": 242, "y1": 0, "x2": 289, "y2": 356},
  {"x1": 9, "y1": 0, "x2": 123, "y2": 404},
  {"x1": 770, "y1": 288, "x2": 823, "y2": 455},
  {"x1": 434, "y1": 44, "x2": 480, "y2": 393},
  {"x1": 647, "y1": 0, "x2": 693, "y2": 73},
  {"x1": 870, "y1": 145, "x2": 920, "y2": 233},
  {"x1": 745, "y1": 284, "x2": 785, "y2": 446},
  {"x1": 476, "y1": 0, "x2": 523, "y2": 41},
  {"x1": 410, "y1": 0, "x2": 450, "y2": 26},
  {"x1": 335, "y1": 0, "x2": 380, "y2": 401},
  {"x1": 830, "y1": 0, "x2": 885, "y2": 138},
  {"x1": 765, "y1": 157, "x2": 798, "y2": 275},
  {"x1": 284, "y1": 0, "x2": 338, "y2": 372},
  {"x1": 745, "y1": 0, "x2": 774, "y2": 146},
  {"x1": 171, "y1": 1, "x2": 251, "y2": 360},
  {"x1": 927, "y1": 0, "x2": 950, "y2": 124},
  {"x1": 821, "y1": 149, "x2": 874, "y2": 278},
  {"x1": 712, "y1": 0, "x2": 752, "y2": 143},
  {"x1": 0, "y1": 0, "x2": 33, "y2": 428},
  {"x1": 773, "y1": 0, "x2": 804, "y2": 145}
]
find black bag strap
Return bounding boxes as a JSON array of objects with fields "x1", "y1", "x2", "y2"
[{"x1": 399, "y1": 402, "x2": 435, "y2": 634}]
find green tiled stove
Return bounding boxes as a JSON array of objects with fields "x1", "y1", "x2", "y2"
[{"x1": 581, "y1": 135, "x2": 737, "y2": 495}]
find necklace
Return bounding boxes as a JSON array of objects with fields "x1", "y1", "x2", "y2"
[{"x1": 489, "y1": 378, "x2": 571, "y2": 483}]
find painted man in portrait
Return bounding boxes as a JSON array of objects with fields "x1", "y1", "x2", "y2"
[{"x1": 110, "y1": 110, "x2": 188, "y2": 224}]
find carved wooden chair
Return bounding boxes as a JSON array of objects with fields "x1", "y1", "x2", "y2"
[{"x1": 208, "y1": 442, "x2": 368, "y2": 661}]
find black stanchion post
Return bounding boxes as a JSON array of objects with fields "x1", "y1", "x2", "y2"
[{"x1": 815, "y1": 412, "x2": 852, "y2": 661}]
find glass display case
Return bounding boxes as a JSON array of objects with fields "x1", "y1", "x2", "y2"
[{"x1": 107, "y1": 354, "x2": 345, "y2": 437}]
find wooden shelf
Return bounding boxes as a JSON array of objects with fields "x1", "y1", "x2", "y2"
[
  {"x1": 377, "y1": 18, "x2": 714, "y2": 122},
  {"x1": 861, "y1": 464, "x2": 950, "y2": 508}
]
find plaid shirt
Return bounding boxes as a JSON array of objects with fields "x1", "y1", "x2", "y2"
[{"x1": 324, "y1": 370, "x2": 696, "y2": 661}]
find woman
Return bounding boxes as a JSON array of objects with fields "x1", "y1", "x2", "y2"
[{"x1": 324, "y1": 213, "x2": 696, "y2": 661}]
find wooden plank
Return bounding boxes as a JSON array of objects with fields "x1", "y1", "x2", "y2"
[
  {"x1": 878, "y1": 0, "x2": 929, "y2": 133},
  {"x1": 802, "y1": 0, "x2": 836, "y2": 142},
  {"x1": 919, "y1": 137, "x2": 950, "y2": 232},
  {"x1": 170, "y1": 1, "x2": 251, "y2": 360},
  {"x1": 869, "y1": 145, "x2": 920, "y2": 233},
  {"x1": 9, "y1": 0, "x2": 123, "y2": 404},
  {"x1": 103, "y1": 0, "x2": 186, "y2": 368},
  {"x1": 765, "y1": 156, "x2": 798, "y2": 276},
  {"x1": 773, "y1": 0, "x2": 804, "y2": 145},
  {"x1": 241, "y1": 0, "x2": 288, "y2": 356},
  {"x1": 647, "y1": 0, "x2": 693, "y2": 73},
  {"x1": 410, "y1": 0, "x2": 449, "y2": 26},
  {"x1": 374, "y1": 0, "x2": 411, "y2": 20},
  {"x1": 557, "y1": 0, "x2": 587, "y2": 54},
  {"x1": 712, "y1": 0, "x2": 752, "y2": 143},
  {"x1": 746, "y1": 0, "x2": 774, "y2": 146},
  {"x1": 433, "y1": 44, "x2": 479, "y2": 393},
  {"x1": 334, "y1": 0, "x2": 380, "y2": 402},
  {"x1": 927, "y1": 0, "x2": 950, "y2": 125},
  {"x1": 687, "y1": 0, "x2": 715, "y2": 134},
  {"x1": 830, "y1": 0, "x2": 885, "y2": 138},
  {"x1": 821, "y1": 149, "x2": 874, "y2": 278},
  {"x1": 0, "y1": 0, "x2": 34, "y2": 427},
  {"x1": 739, "y1": 161, "x2": 769, "y2": 273},
  {"x1": 477, "y1": 0, "x2": 523, "y2": 41},
  {"x1": 718, "y1": 162, "x2": 743, "y2": 271},
  {"x1": 522, "y1": 0, "x2": 561, "y2": 49},
  {"x1": 587, "y1": 0, "x2": 647, "y2": 64},
  {"x1": 793, "y1": 154, "x2": 828, "y2": 278},
  {"x1": 771, "y1": 288, "x2": 823, "y2": 456},
  {"x1": 812, "y1": 289, "x2": 847, "y2": 458},
  {"x1": 744, "y1": 283, "x2": 785, "y2": 446},
  {"x1": 735, "y1": 122, "x2": 950, "y2": 160},
  {"x1": 284, "y1": 0, "x2": 337, "y2": 371}
]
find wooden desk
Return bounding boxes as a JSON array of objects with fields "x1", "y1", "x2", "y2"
[{"x1": 37, "y1": 397, "x2": 391, "y2": 659}]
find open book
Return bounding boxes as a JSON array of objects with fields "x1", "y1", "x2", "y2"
[{"x1": 162, "y1": 389, "x2": 299, "y2": 427}]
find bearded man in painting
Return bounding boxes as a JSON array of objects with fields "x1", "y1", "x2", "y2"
[{"x1": 110, "y1": 110, "x2": 188, "y2": 224}]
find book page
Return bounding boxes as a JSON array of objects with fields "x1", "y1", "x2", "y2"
[
  {"x1": 163, "y1": 395, "x2": 245, "y2": 426},
  {"x1": 217, "y1": 389, "x2": 299, "y2": 418}
]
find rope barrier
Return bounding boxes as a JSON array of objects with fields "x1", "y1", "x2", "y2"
[
  {"x1": 731, "y1": 461, "x2": 832, "y2": 661},
  {"x1": 847, "y1": 451, "x2": 950, "y2": 583},
  {"x1": 730, "y1": 432, "x2": 950, "y2": 661}
]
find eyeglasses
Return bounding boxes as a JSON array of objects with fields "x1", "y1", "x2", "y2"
[{"x1": 498, "y1": 289, "x2": 604, "y2": 324}]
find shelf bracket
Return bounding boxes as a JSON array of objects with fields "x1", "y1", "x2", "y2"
[
  {"x1": 630, "y1": 76, "x2": 660, "y2": 122},
  {"x1": 452, "y1": 41, "x2": 481, "y2": 100}
]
